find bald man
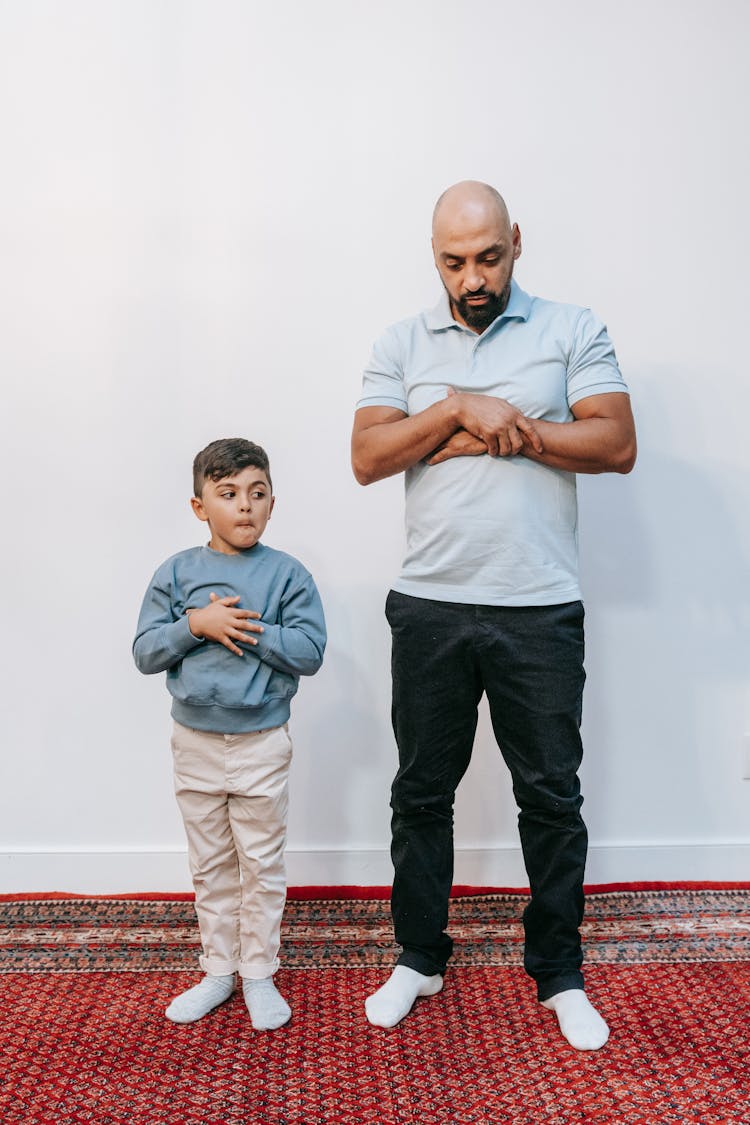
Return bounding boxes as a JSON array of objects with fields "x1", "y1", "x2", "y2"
[{"x1": 351, "y1": 181, "x2": 636, "y2": 1051}]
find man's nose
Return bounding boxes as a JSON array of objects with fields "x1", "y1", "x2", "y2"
[{"x1": 463, "y1": 266, "x2": 484, "y2": 291}]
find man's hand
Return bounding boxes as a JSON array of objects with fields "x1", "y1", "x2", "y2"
[
  {"x1": 187, "y1": 593, "x2": 264, "y2": 656},
  {"x1": 451, "y1": 389, "x2": 544, "y2": 457},
  {"x1": 425, "y1": 429, "x2": 488, "y2": 465}
]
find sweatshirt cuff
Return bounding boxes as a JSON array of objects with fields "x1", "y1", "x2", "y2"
[{"x1": 170, "y1": 614, "x2": 207, "y2": 657}]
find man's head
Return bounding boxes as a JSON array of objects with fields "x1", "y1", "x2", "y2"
[
  {"x1": 432, "y1": 181, "x2": 522, "y2": 333},
  {"x1": 191, "y1": 438, "x2": 274, "y2": 555}
]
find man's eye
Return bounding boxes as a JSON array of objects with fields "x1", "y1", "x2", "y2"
[
  {"x1": 482, "y1": 256, "x2": 500, "y2": 265},
  {"x1": 446, "y1": 262, "x2": 461, "y2": 271}
]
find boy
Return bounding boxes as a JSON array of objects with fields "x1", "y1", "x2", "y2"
[{"x1": 133, "y1": 438, "x2": 326, "y2": 1029}]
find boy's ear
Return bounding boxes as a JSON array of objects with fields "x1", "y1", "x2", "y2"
[
  {"x1": 269, "y1": 495, "x2": 275, "y2": 518},
  {"x1": 190, "y1": 496, "x2": 209, "y2": 522}
]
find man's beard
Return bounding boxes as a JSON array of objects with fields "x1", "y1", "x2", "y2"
[{"x1": 452, "y1": 278, "x2": 512, "y2": 333}]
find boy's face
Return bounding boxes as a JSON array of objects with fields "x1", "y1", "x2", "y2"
[{"x1": 191, "y1": 466, "x2": 274, "y2": 555}]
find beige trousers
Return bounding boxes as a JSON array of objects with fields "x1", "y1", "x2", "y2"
[{"x1": 170, "y1": 719, "x2": 293, "y2": 979}]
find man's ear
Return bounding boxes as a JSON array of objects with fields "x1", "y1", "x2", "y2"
[
  {"x1": 190, "y1": 496, "x2": 209, "y2": 522},
  {"x1": 512, "y1": 223, "x2": 522, "y2": 260}
]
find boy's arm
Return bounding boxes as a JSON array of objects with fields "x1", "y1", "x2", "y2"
[
  {"x1": 132, "y1": 575, "x2": 204, "y2": 675},
  {"x1": 252, "y1": 576, "x2": 326, "y2": 677}
]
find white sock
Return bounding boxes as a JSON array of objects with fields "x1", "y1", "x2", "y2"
[
  {"x1": 365, "y1": 965, "x2": 443, "y2": 1028},
  {"x1": 242, "y1": 977, "x2": 291, "y2": 1030},
  {"x1": 541, "y1": 989, "x2": 610, "y2": 1050},
  {"x1": 165, "y1": 973, "x2": 235, "y2": 1024}
]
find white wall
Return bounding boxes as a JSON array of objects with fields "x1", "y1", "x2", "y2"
[{"x1": 2, "y1": 0, "x2": 748, "y2": 891}]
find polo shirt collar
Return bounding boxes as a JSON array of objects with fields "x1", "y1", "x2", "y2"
[{"x1": 424, "y1": 279, "x2": 532, "y2": 332}]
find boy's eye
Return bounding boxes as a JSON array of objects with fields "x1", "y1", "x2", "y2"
[
  {"x1": 220, "y1": 490, "x2": 235, "y2": 499},
  {"x1": 252, "y1": 491, "x2": 267, "y2": 500}
]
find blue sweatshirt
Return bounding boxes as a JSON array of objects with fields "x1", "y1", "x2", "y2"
[{"x1": 133, "y1": 543, "x2": 326, "y2": 733}]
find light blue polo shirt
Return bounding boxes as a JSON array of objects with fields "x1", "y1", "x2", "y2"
[{"x1": 358, "y1": 280, "x2": 629, "y2": 606}]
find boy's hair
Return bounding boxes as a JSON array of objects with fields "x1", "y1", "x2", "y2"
[{"x1": 193, "y1": 438, "x2": 272, "y2": 497}]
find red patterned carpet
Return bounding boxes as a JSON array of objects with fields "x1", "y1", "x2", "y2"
[{"x1": 1, "y1": 886, "x2": 748, "y2": 1124}]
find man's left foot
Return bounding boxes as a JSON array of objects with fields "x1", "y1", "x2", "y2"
[{"x1": 541, "y1": 989, "x2": 609, "y2": 1050}]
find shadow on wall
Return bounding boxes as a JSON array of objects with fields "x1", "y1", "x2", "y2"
[
  {"x1": 579, "y1": 375, "x2": 750, "y2": 836},
  {"x1": 287, "y1": 582, "x2": 395, "y2": 850}
]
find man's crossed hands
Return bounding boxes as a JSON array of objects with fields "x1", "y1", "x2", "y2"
[{"x1": 425, "y1": 387, "x2": 543, "y2": 466}]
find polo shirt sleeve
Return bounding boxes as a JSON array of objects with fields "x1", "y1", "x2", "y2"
[
  {"x1": 357, "y1": 324, "x2": 409, "y2": 413},
  {"x1": 566, "y1": 308, "x2": 629, "y2": 407}
]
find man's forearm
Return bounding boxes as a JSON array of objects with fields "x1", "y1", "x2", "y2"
[
  {"x1": 522, "y1": 416, "x2": 637, "y2": 474},
  {"x1": 352, "y1": 398, "x2": 462, "y2": 484},
  {"x1": 352, "y1": 390, "x2": 546, "y2": 483}
]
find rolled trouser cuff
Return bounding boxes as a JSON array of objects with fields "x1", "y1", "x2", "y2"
[
  {"x1": 396, "y1": 949, "x2": 447, "y2": 978},
  {"x1": 238, "y1": 958, "x2": 280, "y2": 980},
  {"x1": 199, "y1": 953, "x2": 240, "y2": 976}
]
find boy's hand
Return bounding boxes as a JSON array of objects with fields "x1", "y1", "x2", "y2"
[{"x1": 187, "y1": 593, "x2": 263, "y2": 656}]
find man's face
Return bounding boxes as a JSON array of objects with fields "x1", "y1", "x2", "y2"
[
  {"x1": 191, "y1": 465, "x2": 274, "y2": 555},
  {"x1": 432, "y1": 212, "x2": 522, "y2": 333}
]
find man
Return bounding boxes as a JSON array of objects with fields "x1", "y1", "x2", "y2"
[{"x1": 351, "y1": 181, "x2": 636, "y2": 1051}]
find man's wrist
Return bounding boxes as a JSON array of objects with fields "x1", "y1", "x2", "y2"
[{"x1": 442, "y1": 391, "x2": 464, "y2": 428}]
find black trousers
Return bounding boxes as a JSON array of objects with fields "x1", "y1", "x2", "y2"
[{"x1": 386, "y1": 590, "x2": 588, "y2": 1001}]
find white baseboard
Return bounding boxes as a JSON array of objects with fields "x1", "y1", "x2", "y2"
[{"x1": 1, "y1": 842, "x2": 748, "y2": 895}]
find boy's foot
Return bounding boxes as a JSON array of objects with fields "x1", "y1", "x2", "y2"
[
  {"x1": 242, "y1": 977, "x2": 291, "y2": 1030},
  {"x1": 541, "y1": 989, "x2": 610, "y2": 1050},
  {"x1": 165, "y1": 973, "x2": 235, "y2": 1024},
  {"x1": 365, "y1": 965, "x2": 443, "y2": 1028}
]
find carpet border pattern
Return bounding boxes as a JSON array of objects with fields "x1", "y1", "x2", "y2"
[{"x1": 1, "y1": 886, "x2": 748, "y2": 974}]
